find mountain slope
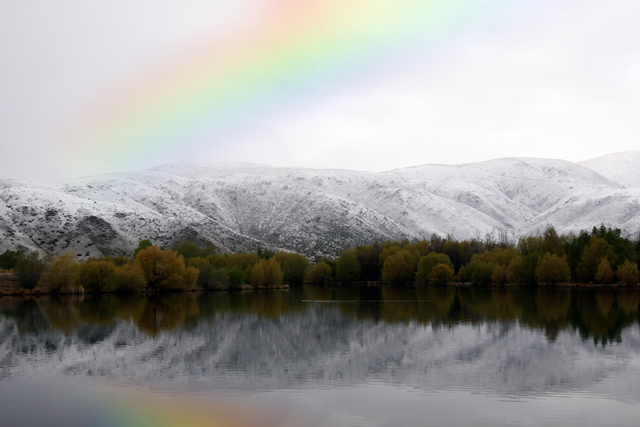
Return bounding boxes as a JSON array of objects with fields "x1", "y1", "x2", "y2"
[
  {"x1": 580, "y1": 151, "x2": 640, "y2": 188},
  {"x1": 0, "y1": 154, "x2": 639, "y2": 259}
]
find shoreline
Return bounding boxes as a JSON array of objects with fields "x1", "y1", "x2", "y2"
[
  {"x1": 2, "y1": 274, "x2": 638, "y2": 299},
  {"x1": 0, "y1": 272, "x2": 290, "y2": 297}
]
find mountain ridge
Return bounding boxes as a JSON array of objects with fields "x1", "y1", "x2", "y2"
[{"x1": 0, "y1": 153, "x2": 638, "y2": 259}]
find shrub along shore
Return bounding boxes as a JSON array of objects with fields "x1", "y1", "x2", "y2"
[{"x1": 0, "y1": 225, "x2": 639, "y2": 296}]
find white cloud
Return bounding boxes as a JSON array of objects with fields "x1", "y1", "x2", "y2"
[
  {"x1": 1, "y1": 0, "x2": 639, "y2": 178},
  {"x1": 256, "y1": 0, "x2": 640, "y2": 169}
]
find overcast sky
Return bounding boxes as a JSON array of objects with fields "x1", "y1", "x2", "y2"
[{"x1": 1, "y1": 0, "x2": 639, "y2": 180}]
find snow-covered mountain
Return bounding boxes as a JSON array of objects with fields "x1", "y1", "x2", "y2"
[
  {"x1": 580, "y1": 151, "x2": 640, "y2": 189},
  {"x1": 0, "y1": 153, "x2": 639, "y2": 259}
]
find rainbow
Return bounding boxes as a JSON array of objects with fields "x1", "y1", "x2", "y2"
[
  {"x1": 95, "y1": 387, "x2": 278, "y2": 427},
  {"x1": 70, "y1": 0, "x2": 512, "y2": 172}
]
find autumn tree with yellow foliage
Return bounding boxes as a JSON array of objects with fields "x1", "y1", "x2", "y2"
[
  {"x1": 135, "y1": 245, "x2": 198, "y2": 291},
  {"x1": 250, "y1": 258, "x2": 284, "y2": 288}
]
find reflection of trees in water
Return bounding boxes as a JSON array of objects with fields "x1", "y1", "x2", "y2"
[
  {"x1": 136, "y1": 294, "x2": 199, "y2": 337},
  {"x1": 1, "y1": 295, "x2": 199, "y2": 337},
  {"x1": 618, "y1": 289, "x2": 639, "y2": 314},
  {"x1": 572, "y1": 290, "x2": 630, "y2": 346},
  {"x1": 250, "y1": 292, "x2": 285, "y2": 319},
  {"x1": 75, "y1": 295, "x2": 120, "y2": 326},
  {"x1": 428, "y1": 287, "x2": 456, "y2": 316},
  {"x1": 534, "y1": 288, "x2": 571, "y2": 342},
  {"x1": 329, "y1": 286, "x2": 383, "y2": 322},
  {"x1": 311, "y1": 286, "x2": 458, "y2": 325},
  {"x1": 595, "y1": 291, "x2": 616, "y2": 318},
  {"x1": 39, "y1": 296, "x2": 83, "y2": 334},
  {"x1": 490, "y1": 289, "x2": 522, "y2": 319},
  {"x1": 454, "y1": 288, "x2": 520, "y2": 323},
  {"x1": 112, "y1": 295, "x2": 148, "y2": 325},
  {"x1": 377, "y1": 287, "x2": 413, "y2": 323},
  {"x1": 0, "y1": 298, "x2": 50, "y2": 335},
  {"x1": 536, "y1": 289, "x2": 571, "y2": 322},
  {"x1": 3, "y1": 286, "x2": 640, "y2": 344},
  {"x1": 194, "y1": 290, "x2": 305, "y2": 324}
]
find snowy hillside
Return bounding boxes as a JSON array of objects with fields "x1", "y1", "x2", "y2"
[
  {"x1": 0, "y1": 154, "x2": 639, "y2": 259},
  {"x1": 580, "y1": 151, "x2": 640, "y2": 188}
]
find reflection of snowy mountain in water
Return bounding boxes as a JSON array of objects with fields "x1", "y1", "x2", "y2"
[{"x1": 2, "y1": 306, "x2": 640, "y2": 398}]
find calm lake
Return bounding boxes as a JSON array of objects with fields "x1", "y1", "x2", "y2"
[{"x1": 2, "y1": 286, "x2": 640, "y2": 426}]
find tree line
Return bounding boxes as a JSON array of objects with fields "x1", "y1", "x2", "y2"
[
  {"x1": 2, "y1": 287, "x2": 637, "y2": 344},
  {"x1": 1, "y1": 225, "x2": 639, "y2": 293},
  {"x1": 0, "y1": 240, "x2": 309, "y2": 293},
  {"x1": 308, "y1": 225, "x2": 640, "y2": 286}
]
